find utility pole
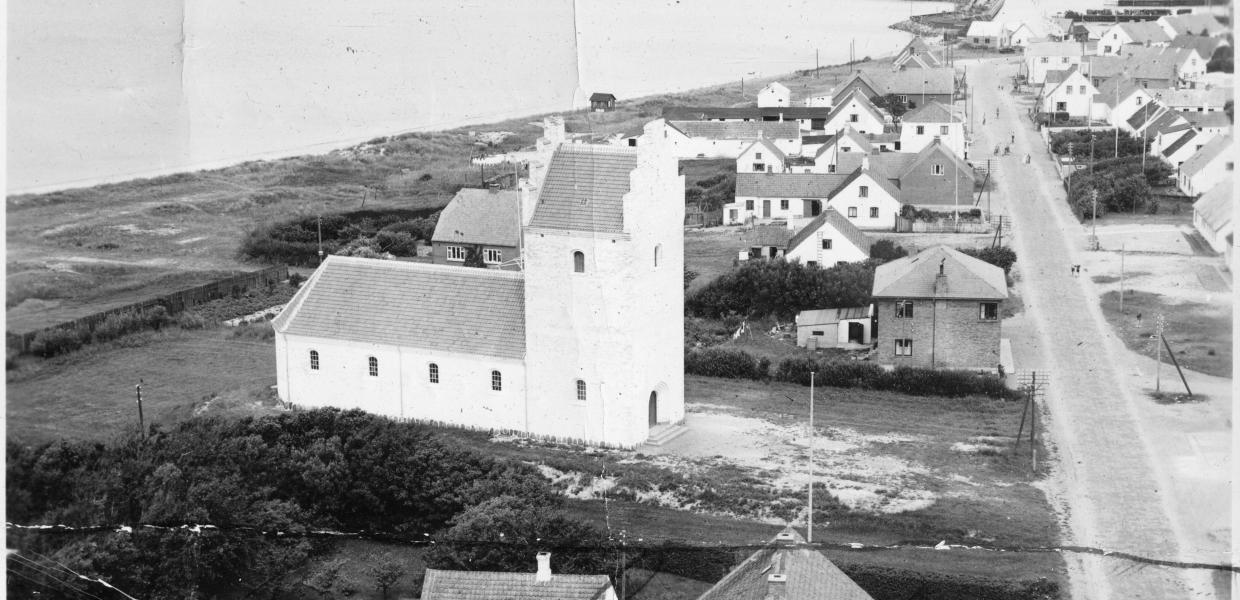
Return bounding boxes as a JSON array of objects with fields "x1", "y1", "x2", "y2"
[
  {"x1": 1091, "y1": 188, "x2": 1098, "y2": 239},
  {"x1": 816, "y1": 49, "x2": 819, "y2": 78},
  {"x1": 1154, "y1": 315, "x2": 1166, "y2": 392},
  {"x1": 1119, "y1": 243, "x2": 1125, "y2": 313},
  {"x1": 317, "y1": 214, "x2": 324, "y2": 265},
  {"x1": 807, "y1": 371, "x2": 816, "y2": 543},
  {"x1": 135, "y1": 379, "x2": 145, "y2": 437}
]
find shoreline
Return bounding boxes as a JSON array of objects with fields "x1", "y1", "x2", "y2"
[{"x1": 7, "y1": 52, "x2": 904, "y2": 199}]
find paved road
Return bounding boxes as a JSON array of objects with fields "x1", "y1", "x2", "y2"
[{"x1": 964, "y1": 58, "x2": 1221, "y2": 599}]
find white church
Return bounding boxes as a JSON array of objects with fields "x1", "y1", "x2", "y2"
[{"x1": 272, "y1": 118, "x2": 686, "y2": 448}]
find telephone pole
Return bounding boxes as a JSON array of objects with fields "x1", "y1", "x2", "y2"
[{"x1": 807, "y1": 371, "x2": 816, "y2": 543}]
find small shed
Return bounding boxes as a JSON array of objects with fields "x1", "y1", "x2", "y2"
[
  {"x1": 795, "y1": 305, "x2": 874, "y2": 349},
  {"x1": 590, "y1": 92, "x2": 617, "y2": 111}
]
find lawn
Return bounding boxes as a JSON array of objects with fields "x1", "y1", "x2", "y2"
[
  {"x1": 5, "y1": 327, "x2": 280, "y2": 443},
  {"x1": 1098, "y1": 289, "x2": 1231, "y2": 378}
]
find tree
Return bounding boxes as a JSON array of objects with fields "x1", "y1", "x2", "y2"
[
  {"x1": 425, "y1": 495, "x2": 613, "y2": 576},
  {"x1": 464, "y1": 244, "x2": 488, "y2": 268},
  {"x1": 872, "y1": 93, "x2": 909, "y2": 118},
  {"x1": 869, "y1": 239, "x2": 908, "y2": 262},
  {"x1": 960, "y1": 246, "x2": 1017, "y2": 274},
  {"x1": 371, "y1": 555, "x2": 404, "y2": 600}
]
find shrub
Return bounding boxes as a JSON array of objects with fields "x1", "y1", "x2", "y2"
[
  {"x1": 685, "y1": 348, "x2": 764, "y2": 379},
  {"x1": 230, "y1": 322, "x2": 275, "y2": 340},
  {"x1": 29, "y1": 326, "x2": 89, "y2": 357},
  {"x1": 288, "y1": 273, "x2": 306, "y2": 287},
  {"x1": 176, "y1": 311, "x2": 207, "y2": 330},
  {"x1": 772, "y1": 357, "x2": 1016, "y2": 399},
  {"x1": 959, "y1": 246, "x2": 1017, "y2": 274},
  {"x1": 373, "y1": 230, "x2": 419, "y2": 256},
  {"x1": 869, "y1": 240, "x2": 908, "y2": 262},
  {"x1": 688, "y1": 259, "x2": 877, "y2": 320}
]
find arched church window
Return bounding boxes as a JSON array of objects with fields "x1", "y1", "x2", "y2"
[
  {"x1": 576, "y1": 379, "x2": 587, "y2": 401},
  {"x1": 654, "y1": 244, "x2": 662, "y2": 268},
  {"x1": 573, "y1": 251, "x2": 585, "y2": 273},
  {"x1": 429, "y1": 363, "x2": 439, "y2": 383},
  {"x1": 491, "y1": 370, "x2": 503, "y2": 391},
  {"x1": 309, "y1": 350, "x2": 319, "y2": 370},
  {"x1": 368, "y1": 356, "x2": 378, "y2": 377}
]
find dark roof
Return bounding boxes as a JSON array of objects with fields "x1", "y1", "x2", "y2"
[
  {"x1": 668, "y1": 120, "x2": 801, "y2": 141},
  {"x1": 1147, "y1": 110, "x2": 1191, "y2": 137},
  {"x1": 273, "y1": 257, "x2": 527, "y2": 359},
  {"x1": 872, "y1": 245, "x2": 1007, "y2": 300},
  {"x1": 662, "y1": 106, "x2": 832, "y2": 121},
  {"x1": 529, "y1": 144, "x2": 638, "y2": 233},
  {"x1": 746, "y1": 225, "x2": 795, "y2": 247},
  {"x1": 432, "y1": 188, "x2": 521, "y2": 247},
  {"x1": 1160, "y1": 14, "x2": 1226, "y2": 37},
  {"x1": 1168, "y1": 35, "x2": 1227, "y2": 59},
  {"x1": 1115, "y1": 21, "x2": 1171, "y2": 45},
  {"x1": 865, "y1": 67, "x2": 957, "y2": 96},
  {"x1": 1184, "y1": 111, "x2": 1232, "y2": 129},
  {"x1": 589, "y1": 93, "x2": 616, "y2": 102},
  {"x1": 828, "y1": 72, "x2": 883, "y2": 105},
  {"x1": 802, "y1": 134, "x2": 835, "y2": 145},
  {"x1": 741, "y1": 138, "x2": 788, "y2": 162},
  {"x1": 735, "y1": 173, "x2": 850, "y2": 198},
  {"x1": 697, "y1": 528, "x2": 874, "y2": 600},
  {"x1": 422, "y1": 568, "x2": 612, "y2": 600},
  {"x1": 1126, "y1": 102, "x2": 1166, "y2": 133},
  {"x1": 901, "y1": 100, "x2": 959, "y2": 123},
  {"x1": 787, "y1": 208, "x2": 871, "y2": 255},
  {"x1": 1161, "y1": 128, "x2": 1197, "y2": 157}
]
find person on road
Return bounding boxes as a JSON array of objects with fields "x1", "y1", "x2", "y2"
[
  {"x1": 1010, "y1": 132, "x2": 1015, "y2": 144},
  {"x1": 995, "y1": 108, "x2": 999, "y2": 118}
]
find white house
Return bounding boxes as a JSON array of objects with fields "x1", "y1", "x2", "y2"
[
  {"x1": 785, "y1": 208, "x2": 872, "y2": 267},
  {"x1": 726, "y1": 173, "x2": 849, "y2": 224},
  {"x1": 1024, "y1": 41, "x2": 1088, "y2": 84},
  {"x1": 1095, "y1": 76, "x2": 1154, "y2": 126},
  {"x1": 423, "y1": 554, "x2": 618, "y2": 600},
  {"x1": 1158, "y1": 128, "x2": 1215, "y2": 169},
  {"x1": 736, "y1": 138, "x2": 789, "y2": 174},
  {"x1": 1192, "y1": 178, "x2": 1233, "y2": 260},
  {"x1": 1157, "y1": 14, "x2": 1227, "y2": 40},
  {"x1": 274, "y1": 120, "x2": 685, "y2": 448},
  {"x1": 796, "y1": 305, "x2": 875, "y2": 349},
  {"x1": 1153, "y1": 86, "x2": 1232, "y2": 114},
  {"x1": 823, "y1": 164, "x2": 904, "y2": 230},
  {"x1": 899, "y1": 101, "x2": 965, "y2": 158},
  {"x1": 966, "y1": 20, "x2": 1011, "y2": 48},
  {"x1": 1184, "y1": 111, "x2": 1231, "y2": 137},
  {"x1": 1007, "y1": 22, "x2": 1042, "y2": 47},
  {"x1": 758, "y1": 82, "x2": 792, "y2": 108},
  {"x1": 666, "y1": 120, "x2": 801, "y2": 159},
  {"x1": 1097, "y1": 22, "x2": 1171, "y2": 55},
  {"x1": 1039, "y1": 66, "x2": 1099, "y2": 118},
  {"x1": 1178, "y1": 135, "x2": 1234, "y2": 197},
  {"x1": 809, "y1": 127, "x2": 876, "y2": 173},
  {"x1": 823, "y1": 90, "x2": 888, "y2": 136}
]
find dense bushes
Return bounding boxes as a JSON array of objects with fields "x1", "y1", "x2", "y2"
[
  {"x1": 240, "y1": 208, "x2": 440, "y2": 266},
  {"x1": 688, "y1": 259, "x2": 877, "y2": 320},
  {"x1": 690, "y1": 171, "x2": 736, "y2": 212},
  {"x1": 1049, "y1": 130, "x2": 1144, "y2": 161},
  {"x1": 1065, "y1": 155, "x2": 1173, "y2": 218},
  {"x1": 28, "y1": 306, "x2": 177, "y2": 357},
  {"x1": 685, "y1": 346, "x2": 1015, "y2": 399},
  {"x1": 869, "y1": 240, "x2": 908, "y2": 262},
  {"x1": 6, "y1": 409, "x2": 574, "y2": 599},
  {"x1": 685, "y1": 347, "x2": 770, "y2": 379},
  {"x1": 960, "y1": 246, "x2": 1017, "y2": 274}
]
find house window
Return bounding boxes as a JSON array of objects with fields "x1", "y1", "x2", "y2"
[
  {"x1": 897, "y1": 95, "x2": 908, "y2": 103},
  {"x1": 484, "y1": 248, "x2": 502, "y2": 264},
  {"x1": 309, "y1": 350, "x2": 319, "y2": 370},
  {"x1": 828, "y1": 164, "x2": 836, "y2": 174},
  {"x1": 859, "y1": 185, "x2": 869, "y2": 198},
  {"x1": 429, "y1": 363, "x2": 439, "y2": 383},
  {"x1": 780, "y1": 199, "x2": 789, "y2": 210},
  {"x1": 812, "y1": 330, "x2": 825, "y2": 336},
  {"x1": 745, "y1": 200, "x2": 755, "y2": 210},
  {"x1": 1104, "y1": 45, "x2": 1112, "y2": 53},
  {"x1": 1061, "y1": 57, "x2": 1069, "y2": 63},
  {"x1": 368, "y1": 356, "x2": 378, "y2": 377},
  {"x1": 895, "y1": 338, "x2": 913, "y2": 356},
  {"x1": 753, "y1": 162, "x2": 768, "y2": 172},
  {"x1": 870, "y1": 207, "x2": 879, "y2": 218},
  {"x1": 447, "y1": 246, "x2": 466, "y2": 261},
  {"x1": 821, "y1": 239, "x2": 833, "y2": 249},
  {"x1": 1066, "y1": 86, "x2": 1073, "y2": 94},
  {"x1": 940, "y1": 125, "x2": 949, "y2": 135},
  {"x1": 729, "y1": 209, "x2": 738, "y2": 221},
  {"x1": 573, "y1": 251, "x2": 585, "y2": 273},
  {"x1": 847, "y1": 207, "x2": 858, "y2": 218},
  {"x1": 1141, "y1": 81, "x2": 1149, "y2": 89},
  {"x1": 491, "y1": 370, "x2": 503, "y2": 391},
  {"x1": 1079, "y1": 86, "x2": 1086, "y2": 94},
  {"x1": 755, "y1": 152, "x2": 763, "y2": 159},
  {"x1": 654, "y1": 244, "x2": 662, "y2": 267},
  {"x1": 916, "y1": 125, "x2": 925, "y2": 135},
  {"x1": 1039, "y1": 57, "x2": 1048, "y2": 63},
  {"x1": 931, "y1": 164, "x2": 944, "y2": 176},
  {"x1": 576, "y1": 379, "x2": 587, "y2": 402},
  {"x1": 980, "y1": 302, "x2": 999, "y2": 321},
  {"x1": 842, "y1": 146, "x2": 851, "y2": 152},
  {"x1": 1056, "y1": 101, "x2": 1067, "y2": 111},
  {"x1": 896, "y1": 300, "x2": 914, "y2": 318},
  {"x1": 850, "y1": 113, "x2": 859, "y2": 122}
]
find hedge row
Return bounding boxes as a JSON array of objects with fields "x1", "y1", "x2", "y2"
[
  {"x1": 685, "y1": 348, "x2": 1015, "y2": 399},
  {"x1": 28, "y1": 307, "x2": 195, "y2": 358}
]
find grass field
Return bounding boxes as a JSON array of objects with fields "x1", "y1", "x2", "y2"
[
  {"x1": 5, "y1": 327, "x2": 279, "y2": 443},
  {"x1": 1098, "y1": 289, "x2": 1231, "y2": 377}
]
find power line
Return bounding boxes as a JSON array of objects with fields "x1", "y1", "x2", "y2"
[{"x1": 8, "y1": 559, "x2": 107, "y2": 600}]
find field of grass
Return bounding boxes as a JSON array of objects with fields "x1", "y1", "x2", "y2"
[
  {"x1": 5, "y1": 327, "x2": 279, "y2": 443},
  {"x1": 1098, "y1": 289, "x2": 1231, "y2": 377}
]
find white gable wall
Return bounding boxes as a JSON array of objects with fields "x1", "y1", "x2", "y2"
[
  {"x1": 899, "y1": 121, "x2": 966, "y2": 157},
  {"x1": 1026, "y1": 54, "x2": 1085, "y2": 84},
  {"x1": 1041, "y1": 72, "x2": 1099, "y2": 118},
  {"x1": 737, "y1": 143, "x2": 785, "y2": 173},
  {"x1": 1106, "y1": 89, "x2": 1155, "y2": 128},
  {"x1": 825, "y1": 174, "x2": 902, "y2": 230},
  {"x1": 824, "y1": 97, "x2": 886, "y2": 135},
  {"x1": 758, "y1": 83, "x2": 791, "y2": 107},
  {"x1": 785, "y1": 228, "x2": 869, "y2": 267}
]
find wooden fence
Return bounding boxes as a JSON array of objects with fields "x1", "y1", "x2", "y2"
[{"x1": 7, "y1": 265, "x2": 288, "y2": 354}]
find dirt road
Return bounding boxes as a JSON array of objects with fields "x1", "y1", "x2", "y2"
[{"x1": 966, "y1": 57, "x2": 1227, "y2": 599}]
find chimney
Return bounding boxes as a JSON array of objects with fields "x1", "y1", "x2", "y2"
[
  {"x1": 765, "y1": 573, "x2": 788, "y2": 600},
  {"x1": 535, "y1": 552, "x2": 552, "y2": 583},
  {"x1": 934, "y1": 257, "x2": 948, "y2": 294},
  {"x1": 861, "y1": 154, "x2": 870, "y2": 171}
]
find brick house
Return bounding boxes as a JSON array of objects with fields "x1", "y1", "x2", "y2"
[
  {"x1": 431, "y1": 188, "x2": 521, "y2": 269},
  {"x1": 872, "y1": 245, "x2": 1007, "y2": 370}
]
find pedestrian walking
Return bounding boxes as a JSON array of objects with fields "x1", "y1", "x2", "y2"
[
  {"x1": 982, "y1": 115, "x2": 986, "y2": 125},
  {"x1": 1024, "y1": 153, "x2": 1031, "y2": 164},
  {"x1": 995, "y1": 108, "x2": 999, "y2": 118},
  {"x1": 1136, "y1": 312, "x2": 1143, "y2": 327},
  {"x1": 1010, "y1": 132, "x2": 1015, "y2": 144},
  {"x1": 997, "y1": 363, "x2": 1006, "y2": 381}
]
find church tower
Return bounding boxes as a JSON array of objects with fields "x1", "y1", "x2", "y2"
[{"x1": 520, "y1": 120, "x2": 685, "y2": 447}]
